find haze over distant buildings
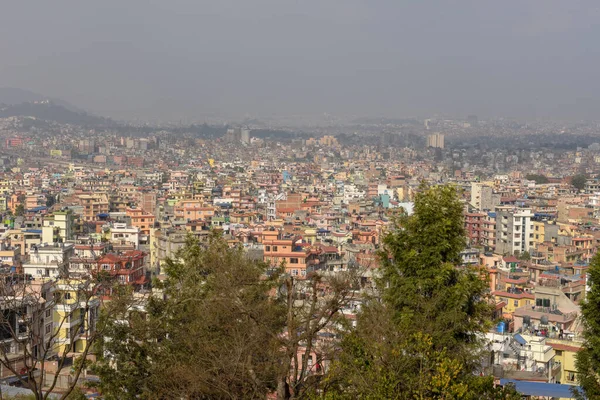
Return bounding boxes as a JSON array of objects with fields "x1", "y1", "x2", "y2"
[{"x1": 1, "y1": 1, "x2": 600, "y2": 122}]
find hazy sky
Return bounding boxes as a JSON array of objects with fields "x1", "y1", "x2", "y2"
[{"x1": 1, "y1": 0, "x2": 600, "y2": 122}]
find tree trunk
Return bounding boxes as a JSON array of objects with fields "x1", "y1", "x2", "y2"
[{"x1": 277, "y1": 378, "x2": 290, "y2": 400}]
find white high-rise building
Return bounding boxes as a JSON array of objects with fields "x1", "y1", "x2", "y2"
[
  {"x1": 241, "y1": 129, "x2": 251, "y2": 144},
  {"x1": 426, "y1": 133, "x2": 445, "y2": 149},
  {"x1": 494, "y1": 206, "x2": 534, "y2": 256}
]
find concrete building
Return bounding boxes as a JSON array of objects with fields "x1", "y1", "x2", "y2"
[
  {"x1": 78, "y1": 194, "x2": 109, "y2": 222},
  {"x1": 110, "y1": 222, "x2": 140, "y2": 250},
  {"x1": 125, "y1": 208, "x2": 155, "y2": 243},
  {"x1": 150, "y1": 228, "x2": 187, "y2": 273},
  {"x1": 0, "y1": 244, "x2": 21, "y2": 268},
  {"x1": 241, "y1": 128, "x2": 251, "y2": 144},
  {"x1": 487, "y1": 333, "x2": 560, "y2": 384},
  {"x1": 495, "y1": 207, "x2": 534, "y2": 256},
  {"x1": 471, "y1": 182, "x2": 501, "y2": 211},
  {"x1": 426, "y1": 133, "x2": 445, "y2": 149},
  {"x1": 23, "y1": 243, "x2": 74, "y2": 279},
  {"x1": 42, "y1": 210, "x2": 75, "y2": 244},
  {"x1": 7, "y1": 228, "x2": 42, "y2": 256},
  {"x1": 52, "y1": 279, "x2": 100, "y2": 355}
]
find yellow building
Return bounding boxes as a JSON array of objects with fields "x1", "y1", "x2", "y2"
[
  {"x1": 0, "y1": 180, "x2": 11, "y2": 194},
  {"x1": 492, "y1": 290, "x2": 534, "y2": 314},
  {"x1": 53, "y1": 280, "x2": 100, "y2": 354},
  {"x1": 303, "y1": 228, "x2": 317, "y2": 245},
  {"x1": 547, "y1": 339, "x2": 582, "y2": 385},
  {"x1": 532, "y1": 220, "x2": 545, "y2": 247}
]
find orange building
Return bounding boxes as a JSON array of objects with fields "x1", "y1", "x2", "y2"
[
  {"x1": 126, "y1": 208, "x2": 155, "y2": 238},
  {"x1": 78, "y1": 193, "x2": 109, "y2": 221},
  {"x1": 263, "y1": 232, "x2": 324, "y2": 279},
  {"x1": 174, "y1": 200, "x2": 215, "y2": 221}
]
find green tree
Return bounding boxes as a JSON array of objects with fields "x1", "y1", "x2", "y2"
[
  {"x1": 14, "y1": 203, "x2": 25, "y2": 216},
  {"x1": 323, "y1": 184, "x2": 516, "y2": 399},
  {"x1": 45, "y1": 194, "x2": 56, "y2": 208},
  {"x1": 572, "y1": 174, "x2": 588, "y2": 191},
  {"x1": 525, "y1": 174, "x2": 549, "y2": 184},
  {"x1": 93, "y1": 234, "x2": 286, "y2": 399},
  {"x1": 321, "y1": 302, "x2": 518, "y2": 399},
  {"x1": 575, "y1": 253, "x2": 600, "y2": 398},
  {"x1": 518, "y1": 251, "x2": 531, "y2": 261},
  {"x1": 381, "y1": 184, "x2": 491, "y2": 362}
]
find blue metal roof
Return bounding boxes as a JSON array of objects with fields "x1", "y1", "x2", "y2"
[
  {"x1": 500, "y1": 379, "x2": 580, "y2": 398},
  {"x1": 513, "y1": 333, "x2": 527, "y2": 345},
  {"x1": 24, "y1": 229, "x2": 42, "y2": 234}
]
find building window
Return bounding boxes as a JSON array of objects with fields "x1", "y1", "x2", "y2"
[
  {"x1": 265, "y1": 246, "x2": 270, "y2": 251},
  {"x1": 290, "y1": 258, "x2": 298, "y2": 264},
  {"x1": 46, "y1": 309, "x2": 51, "y2": 318},
  {"x1": 291, "y1": 269, "x2": 298, "y2": 276},
  {"x1": 273, "y1": 246, "x2": 278, "y2": 251},
  {"x1": 45, "y1": 324, "x2": 52, "y2": 334},
  {"x1": 513, "y1": 300, "x2": 518, "y2": 307}
]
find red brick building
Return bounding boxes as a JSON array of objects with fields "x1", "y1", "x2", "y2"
[
  {"x1": 95, "y1": 250, "x2": 147, "y2": 286},
  {"x1": 465, "y1": 212, "x2": 486, "y2": 246}
]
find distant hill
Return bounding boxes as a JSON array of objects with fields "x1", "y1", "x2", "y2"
[
  {"x1": 0, "y1": 101, "x2": 113, "y2": 126},
  {"x1": 0, "y1": 87, "x2": 83, "y2": 112}
]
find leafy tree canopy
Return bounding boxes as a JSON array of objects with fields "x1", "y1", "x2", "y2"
[
  {"x1": 576, "y1": 253, "x2": 600, "y2": 398},
  {"x1": 93, "y1": 234, "x2": 285, "y2": 399},
  {"x1": 572, "y1": 174, "x2": 588, "y2": 191},
  {"x1": 525, "y1": 174, "x2": 549, "y2": 184},
  {"x1": 323, "y1": 184, "x2": 515, "y2": 399}
]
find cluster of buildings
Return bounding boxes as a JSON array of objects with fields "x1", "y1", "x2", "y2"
[
  {"x1": 463, "y1": 179, "x2": 600, "y2": 389},
  {"x1": 2, "y1": 113, "x2": 600, "y2": 397}
]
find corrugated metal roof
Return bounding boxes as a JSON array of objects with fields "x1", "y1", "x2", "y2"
[{"x1": 500, "y1": 379, "x2": 580, "y2": 398}]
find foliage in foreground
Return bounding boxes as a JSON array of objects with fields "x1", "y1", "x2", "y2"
[
  {"x1": 575, "y1": 252, "x2": 600, "y2": 398},
  {"x1": 93, "y1": 233, "x2": 285, "y2": 399},
  {"x1": 321, "y1": 184, "x2": 519, "y2": 399},
  {"x1": 92, "y1": 185, "x2": 519, "y2": 399}
]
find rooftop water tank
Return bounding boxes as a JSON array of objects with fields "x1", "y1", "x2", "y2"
[{"x1": 497, "y1": 322, "x2": 505, "y2": 334}]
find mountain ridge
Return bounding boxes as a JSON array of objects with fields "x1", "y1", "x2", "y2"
[{"x1": 0, "y1": 87, "x2": 86, "y2": 113}]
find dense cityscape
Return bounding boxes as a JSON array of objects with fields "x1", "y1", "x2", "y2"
[
  {"x1": 0, "y1": 100, "x2": 598, "y2": 398},
  {"x1": 5, "y1": 1, "x2": 600, "y2": 399}
]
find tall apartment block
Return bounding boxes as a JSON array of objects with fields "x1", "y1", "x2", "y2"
[
  {"x1": 426, "y1": 133, "x2": 444, "y2": 149},
  {"x1": 494, "y1": 206, "x2": 534, "y2": 256}
]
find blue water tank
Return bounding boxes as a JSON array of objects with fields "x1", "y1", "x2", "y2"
[{"x1": 497, "y1": 322, "x2": 505, "y2": 334}]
